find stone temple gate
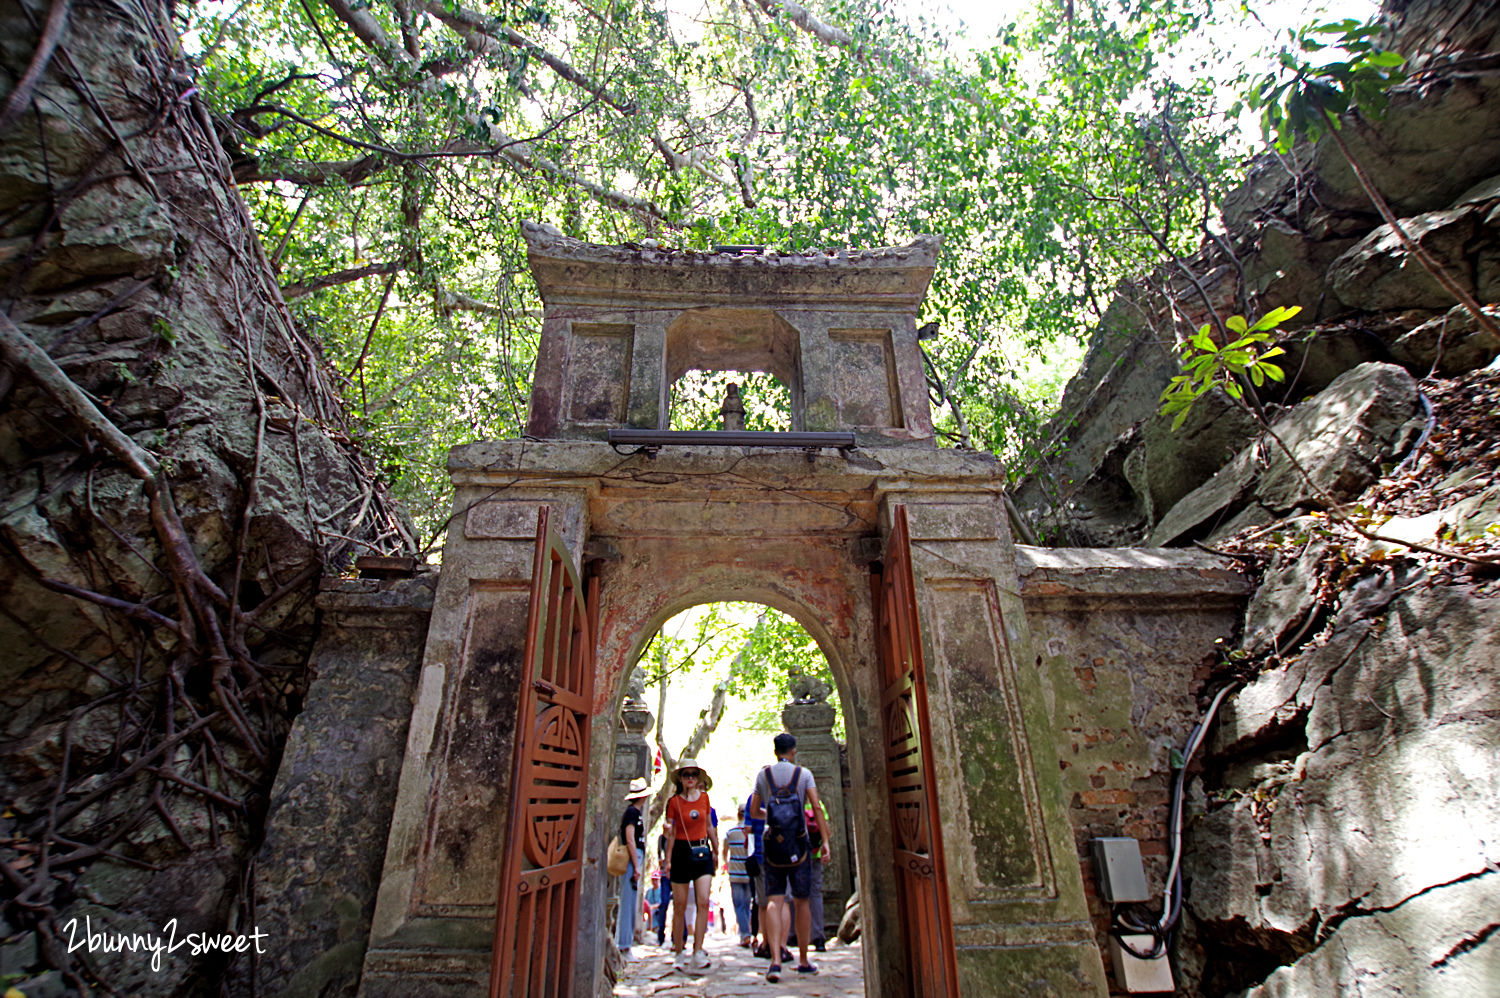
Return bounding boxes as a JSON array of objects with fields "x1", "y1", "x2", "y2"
[{"x1": 250, "y1": 223, "x2": 1250, "y2": 998}]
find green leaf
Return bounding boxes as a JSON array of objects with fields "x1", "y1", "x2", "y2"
[{"x1": 1249, "y1": 305, "x2": 1302, "y2": 332}]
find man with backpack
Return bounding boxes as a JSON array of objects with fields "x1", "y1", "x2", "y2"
[{"x1": 749, "y1": 732, "x2": 825, "y2": 982}]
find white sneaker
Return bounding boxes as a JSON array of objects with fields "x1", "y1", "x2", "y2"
[
  {"x1": 672, "y1": 952, "x2": 687, "y2": 971},
  {"x1": 619, "y1": 947, "x2": 634, "y2": 962},
  {"x1": 691, "y1": 949, "x2": 711, "y2": 970}
]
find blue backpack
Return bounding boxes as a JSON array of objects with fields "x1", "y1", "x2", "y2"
[{"x1": 761, "y1": 765, "x2": 809, "y2": 868}]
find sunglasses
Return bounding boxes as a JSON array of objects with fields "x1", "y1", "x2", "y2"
[{"x1": 680, "y1": 770, "x2": 701, "y2": 778}]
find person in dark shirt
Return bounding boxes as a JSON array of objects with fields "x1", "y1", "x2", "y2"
[{"x1": 616, "y1": 777, "x2": 651, "y2": 960}]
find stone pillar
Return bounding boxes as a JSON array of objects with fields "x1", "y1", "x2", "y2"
[
  {"x1": 249, "y1": 573, "x2": 435, "y2": 998},
  {"x1": 781, "y1": 678, "x2": 851, "y2": 937},
  {"x1": 883, "y1": 492, "x2": 1107, "y2": 993},
  {"x1": 606, "y1": 672, "x2": 655, "y2": 950},
  {"x1": 359, "y1": 489, "x2": 590, "y2": 998},
  {"x1": 613, "y1": 669, "x2": 656, "y2": 798}
]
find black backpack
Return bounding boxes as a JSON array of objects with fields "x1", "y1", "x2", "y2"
[{"x1": 761, "y1": 765, "x2": 809, "y2": 868}]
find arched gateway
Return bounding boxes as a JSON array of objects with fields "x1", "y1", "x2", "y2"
[{"x1": 352, "y1": 225, "x2": 1108, "y2": 996}]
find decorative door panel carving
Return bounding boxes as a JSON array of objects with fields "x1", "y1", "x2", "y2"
[
  {"x1": 489, "y1": 509, "x2": 595, "y2": 998},
  {"x1": 874, "y1": 505, "x2": 960, "y2": 998}
]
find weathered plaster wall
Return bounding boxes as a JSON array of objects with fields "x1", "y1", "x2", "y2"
[{"x1": 1017, "y1": 547, "x2": 1249, "y2": 991}]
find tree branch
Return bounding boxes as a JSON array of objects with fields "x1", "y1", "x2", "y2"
[
  {"x1": 749, "y1": 0, "x2": 934, "y2": 86},
  {"x1": 321, "y1": 0, "x2": 406, "y2": 70},
  {"x1": 0, "y1": 312, "x2": 228, "y2": 611},
  {"x1": 0, "y1": 0, "x2": 71, "y2": 135},
  {"x1": 422, "y1": 0, "x2": 637, "y2": 114},
  {"x1": 235, "y1": 107, "x2": 668, "y2": 220},
  {"x1": 281, "y1": 258, "x2": 405, "y2": 300},
  {"x1": 440, "y1": 289, "x2": 505, "y2": 315},
  {"x1": 233, "y1": 153, "x2": 387, "y2": 186}
]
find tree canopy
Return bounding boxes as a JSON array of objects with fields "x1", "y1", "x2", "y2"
[{"x1": 185, "y1": 0, "x2": 1274, "y2": 542}]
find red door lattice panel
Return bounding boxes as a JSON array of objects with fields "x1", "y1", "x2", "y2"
[
  {"x1": 489, "y1": 509, "x2": 595, "y2": 998},
  {"x1": 874, "y1": 505, "x2": 961, "y2": 998}
]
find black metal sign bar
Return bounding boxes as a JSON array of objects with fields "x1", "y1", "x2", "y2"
[{"x1": 606, "y1": 429, "x2": 857, "y2": 451}]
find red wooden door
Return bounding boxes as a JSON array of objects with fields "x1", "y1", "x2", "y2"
[
  {"x1": 874, "y1": 505, "x2": 961, "y2": 998},
  {"x1": 490, "y1": 508, "x2": 596, "y2": 998}
]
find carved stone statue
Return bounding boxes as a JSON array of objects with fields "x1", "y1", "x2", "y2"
[
  {"x1": 720, "y1": 382, "x2": 746, "y2": 432},
  {"x1": 789, "y1": 671, "x2": 830, "y2": 704}
]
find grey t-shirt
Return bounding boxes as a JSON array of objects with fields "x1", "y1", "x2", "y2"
[{"x1": 753, "y1": 759, "x2": 816, "y2": 810}]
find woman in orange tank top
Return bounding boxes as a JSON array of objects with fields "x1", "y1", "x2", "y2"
[{"x1": 662, "y1": 759, "x2": 717, "y2": 972}]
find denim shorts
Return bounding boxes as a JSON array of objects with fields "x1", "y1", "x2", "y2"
[{"x1": 764, "y1": 857, "x2": 812, "y2": 899}]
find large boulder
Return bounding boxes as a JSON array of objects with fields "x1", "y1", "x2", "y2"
[
  {"x1": 1148, "y1": 363, "x2": 1422, "y2": 546},
  {"x1": 0, "y1": 1, "x2": 407, "y2": 992},
  {"x1": 1328, "y1": 206, "x2": 1481, "y2": 311},
  {"x1": 1389, "y1": 303, "x2": 1500, "y2": 374},
  {"x1": 1309, "y1": 73, "x2": 1500, "y2": 217},
  {"x1": 1123, "y1": 390, "x2": 1261, "y2": 526}
]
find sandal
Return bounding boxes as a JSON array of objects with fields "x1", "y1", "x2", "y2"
[{"x1": 796, "y1": 963, "x2": 819, "y2": 975}]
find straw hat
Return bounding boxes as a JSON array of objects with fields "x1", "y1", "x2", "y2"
[
  {"x1": 625, "y1": 776, "x2": 653, "y2": 798},
  {"x1": 672, "y1": 759, "x2": 713, "y2": 791}
]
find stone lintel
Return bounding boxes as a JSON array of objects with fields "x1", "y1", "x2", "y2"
[
  {"x1": 522, "y1": 222, "x2": 939, "y2": 307},
  {"x1": 1016, "y1": 546, "x2": 1248, "y2": 609},
  {"x1": 450, "y1": 442, "x2": 1010, "y2": 541},
  {"x1": 317, "y1": 574, "x2": 438, "y2": 617},
  {"x1": 449, "y1": 438, "x2": 1001, "y2": 489}
]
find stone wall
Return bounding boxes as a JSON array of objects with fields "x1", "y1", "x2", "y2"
[
  {"x1": 238, "y1": 574, "x2": 435, "y2": 998},
  {"x1": 1017, "y1": 548, "x2": 1248, "y2": 990}
]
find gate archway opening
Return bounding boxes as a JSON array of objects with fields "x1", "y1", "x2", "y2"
[{"x1": 608, "y1": 601, "x2": 863, "y2": 989}]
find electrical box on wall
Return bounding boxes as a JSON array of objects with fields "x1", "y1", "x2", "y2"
[
  {"x1": 1091, "y1": 836, "x2": 1151, "y2": 903},
  {"x1": 1108, "y1": 934, "x2": 1176, "y2": 993}
]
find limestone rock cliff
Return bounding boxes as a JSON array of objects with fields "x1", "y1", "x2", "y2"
[{"x1": 1015, "y1": 1, "x2": 1500, "y2": 994}]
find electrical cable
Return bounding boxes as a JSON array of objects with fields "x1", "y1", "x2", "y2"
[
  {"x1": 1392, "y1": 390, "x2": 1435, "y2": 475},
  {"x1": 1109, "y1": 682, "x2": 1239, "y2": 961}
]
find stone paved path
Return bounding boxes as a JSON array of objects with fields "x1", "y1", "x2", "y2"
[{"x1": 614, "y1": 930, "x2": 864, "y2": 997}]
